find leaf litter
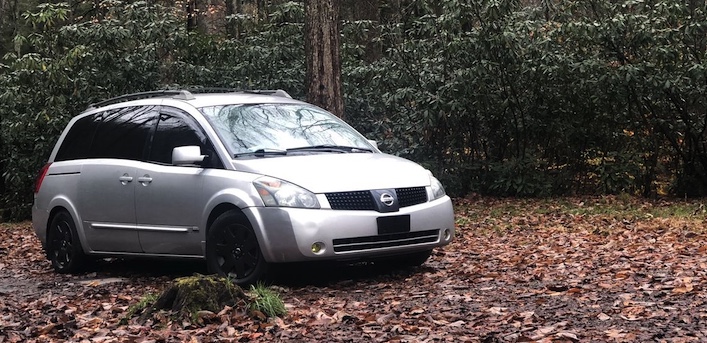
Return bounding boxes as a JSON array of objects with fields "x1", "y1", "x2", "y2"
[{"x1": 1, "y1": 196, "x2": 707, "y2": 342}]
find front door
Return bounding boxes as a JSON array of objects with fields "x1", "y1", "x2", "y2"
[
  {"x1": 134, "y1": 163, "x2": 204, "y2": 255},
  {"x1": 136, "y1": 108, "x2": 214, "y2": 255}
]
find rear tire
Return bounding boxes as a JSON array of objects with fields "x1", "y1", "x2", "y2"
[
  {"x1": 206, "y1": 210, "x2": 268, "y2": 285},
  {"x1": 46, "y1": 211, "x2": 86, "y2": 273}
]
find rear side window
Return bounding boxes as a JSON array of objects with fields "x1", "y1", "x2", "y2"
[
  {"x1": 89, "y1": 106, "x2": 158, "y2": 160},
  {"x1": 56, "y1": 106, "x2": 159, "y2": 162}
]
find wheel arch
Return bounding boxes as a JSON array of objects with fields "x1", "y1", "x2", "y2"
[
  {"x1": 45, "y1": 197, "x2": 86, "y2": 252},
  {"x1": 201, "y1": 188, "x2": 275, "y2": 262},
  {"x1": 204, "y1": 205, "x2": 270, "y2": 284},
  {"x1": 202, "y1": 187, "x2": 259, "y2": 236},
  {"x1": 45, "y1": 206, "x2": 69, "y2": 255},
  {"x1": 45, "y1": 204, "x2": 87, "y2": 273},
  {"x1": 204, "y1": 203, "x2": 278, "y2": 263},
  {"x1": 206, "y1": 203, "x2": 241, "y2": 233}
]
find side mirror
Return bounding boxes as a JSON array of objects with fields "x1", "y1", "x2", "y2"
[
  {"x1": 367, "y1": 139, "x2": 379, "y2": 150},
  {"x1": 172, "y1": 146, "x2": 206, "y2": 166}
]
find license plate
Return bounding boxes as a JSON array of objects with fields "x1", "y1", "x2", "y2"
[{"x1": 377, "y1": 215, "x2": 411, "y2": 235}]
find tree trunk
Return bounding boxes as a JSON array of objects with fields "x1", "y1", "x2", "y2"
[
  {"x1": 304, "y1": 0, "x2": 344, "y2": 119},
  {"x1": 0, "y1": 0, "x2": 17, "y2": 56},
  {"x1": 186, "y1": 0, "x2": 198, "y2": 31},
  {"x1": 380, "y1": 0, "x2": 401, "y2": 26},
  {"x1": 185, "y1": 0, "x2": 229, "y2": 35},
  {"x1": 225, "y1": 0, "x2": 239, "y2": 38}
]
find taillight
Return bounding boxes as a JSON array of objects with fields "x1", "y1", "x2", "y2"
[{"x1": 34, "y1": 163, "x2": 52, "y2": 194}]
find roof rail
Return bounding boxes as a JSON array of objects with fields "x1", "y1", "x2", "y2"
[
  {"x1": 88, "y1": 90, "x2": 195, "y2": 109},
  {"x1": 238, "y1": 89, "x2": 292, "y2": 98},
  {"x1": 185, "y1": 88, "x2": 291, "y2": 98},
  {"x1": 184, "y1": 87, "x2": 238, "y2": 94},
  {"x1": 87, "y1": 88, "x2": 293, "y2": 110}
]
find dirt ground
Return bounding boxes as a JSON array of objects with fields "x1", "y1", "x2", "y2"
[{"x1": 2, "y1": 197, "x2": 707, "y2": 342}]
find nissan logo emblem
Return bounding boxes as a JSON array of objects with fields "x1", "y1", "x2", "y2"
[{"x1": 380, "y1": 193, "x2": 395, "y2": 206}]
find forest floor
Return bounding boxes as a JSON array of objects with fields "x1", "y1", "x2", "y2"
[{"x1": 2, "y1": 196, "x2": 707, "y2": 342}]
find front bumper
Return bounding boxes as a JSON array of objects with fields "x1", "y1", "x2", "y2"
[{"x1": 243, "y1": 196, "x2": 455, "y2": 263}]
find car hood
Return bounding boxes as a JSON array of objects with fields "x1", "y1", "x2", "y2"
[{"x1": 232, "y1": 153, "x2": 431, "y2": 193}]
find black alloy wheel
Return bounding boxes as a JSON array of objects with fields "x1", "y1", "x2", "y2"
[
  {"x1": 206, "y1": 210, "x2": 268, "y2": 285},
  {"x1": 47, "y1": 211, "x2": 85, "y2": 273}
]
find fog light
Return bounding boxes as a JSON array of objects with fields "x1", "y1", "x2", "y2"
[
  {"x1": 443, "y1": 229, "x2": 452, "y2": 241},
  {"x1": 311, "y1": 242, "x2": 325, "y2": 254}
]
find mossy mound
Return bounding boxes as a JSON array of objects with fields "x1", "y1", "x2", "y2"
[{"x1": 138, "y1": 274, "x2": 248, "y2": 323}]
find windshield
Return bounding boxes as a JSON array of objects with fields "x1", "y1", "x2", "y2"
[{"x1": 200, "y1": 103, "x2": 373, "y2": 157}]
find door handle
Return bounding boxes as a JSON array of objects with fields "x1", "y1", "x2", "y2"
[
  {"x1": 138, "y1": 175, "x2": 153, "y2": 186},
  {"x1": 118, "y1": 174, "x2": 133, "y2": 185}
]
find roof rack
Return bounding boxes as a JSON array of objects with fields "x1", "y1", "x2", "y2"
[
  {"x1": 184, "y1": 87, "x2": 238, "y2": 94},
  {"x1": 179, "y1": 88, "x2": 292, "y2": 98},
  {"x1": 87, "y1": 88, "x2": 293, "y2": 110},
  {"x1": 238, "y1": 89, "x2": 292, "y2": 98},
  {"x1": 88, "y1": 90, "x2": 194, "y2": 109}
]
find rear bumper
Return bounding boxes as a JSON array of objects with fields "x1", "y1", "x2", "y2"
[
  {"x1": 32, "y1": 203, "x2": 49, "y2": 249},
  {"x1": 244, "y1": 196, "x2": 455, "y2": 263}
]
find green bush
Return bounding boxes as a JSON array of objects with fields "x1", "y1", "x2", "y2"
[
  {"x1": 2, "y1": 0, "x2": 707, "y2": 220},
  {"x1": 344, "y1": 0, "x2": 707, "y2": 198},
  {"x1": 0, "y1": 1, "x2": 305, "y2": 220}
]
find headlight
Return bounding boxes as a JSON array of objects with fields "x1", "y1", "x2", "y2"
[
  {"x1": 430, "y1": 175, "x2": 446, "y2": 200},
  {"x1": 253, "y1": 177, "x2": 320, "y2": 208}
]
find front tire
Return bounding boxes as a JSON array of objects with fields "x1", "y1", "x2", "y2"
[
  {"x1": 46, "y1": 211, "x2": 86, "y2": 273},
  {"x1": 206, "y1": 210, "x2": 268, "y2": 285}
]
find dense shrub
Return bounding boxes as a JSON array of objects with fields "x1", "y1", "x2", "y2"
[
  {"x1": 0, "y1": 1, "x2": 305, "y2": 220},
  {"x1": 344, "y1": 0, "x2": 707, "y2": 198},
  {"x1": 1, "y1": 0, "x2": 706, "y2": 220}
]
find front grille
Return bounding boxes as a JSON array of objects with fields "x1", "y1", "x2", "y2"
[
  {"x1": 333, "y1": 229, "x2": 440, "y2": 252},
  {"x1": 326, "y1": 186, "x2": 428, "y2": 211},
  {"x1": 396, "y1": 187, "x2": 428, "y2": 207},
  {"x1": 326, "y1": 191, "x2": 376, "y2": 210}
]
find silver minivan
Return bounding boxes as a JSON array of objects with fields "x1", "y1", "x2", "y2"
[{"x1": 32, "y1": 89, "x2": 455, "y2": 284}]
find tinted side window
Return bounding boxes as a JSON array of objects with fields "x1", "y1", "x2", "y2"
[
  {"x1": 55, "y1": 115, "x2": 99, "y2": 161},
  {"x1": 89, "y1": 106, "x2": 158, "y2": 160},
  {"x1": 149, "y1": 111, "x2": 208, "y2": 165}
]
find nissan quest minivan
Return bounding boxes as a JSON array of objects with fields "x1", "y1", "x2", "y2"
[{"x1": 32, "y1": 89, "x2": 455, "y2": 284}]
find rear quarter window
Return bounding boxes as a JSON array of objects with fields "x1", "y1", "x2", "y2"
[{"x1": 55, "y1": 115, "x2": 99, "y2": 161}]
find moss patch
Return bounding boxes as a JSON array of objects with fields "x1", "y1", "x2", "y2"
[{"x1": 138, "y1": 274, "x2": 248, "y2": 323}]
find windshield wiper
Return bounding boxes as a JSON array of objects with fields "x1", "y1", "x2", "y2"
[
  {"x1": 286, "y1": 145, "x2": 373, "y2": 153},
  {"x1": 234, "y1": 148, "x2": 288, "y2": 158},
  {"x1": 235, "y1": 145, "x2": 373, "y2": 158}
]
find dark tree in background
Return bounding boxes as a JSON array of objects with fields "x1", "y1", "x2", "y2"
[
  {"x1": 0, "y1": 0, "x2": 27, "y2": 56},
  {"x1": 186, "y1": 0, "x2": 198, "y2": 31},
  {"x1": 304, "y1": 0, "x2": 344, "y2": 118},
  {"x1": 341, "y1": 0, "x2": 382, "y2": 63}
]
